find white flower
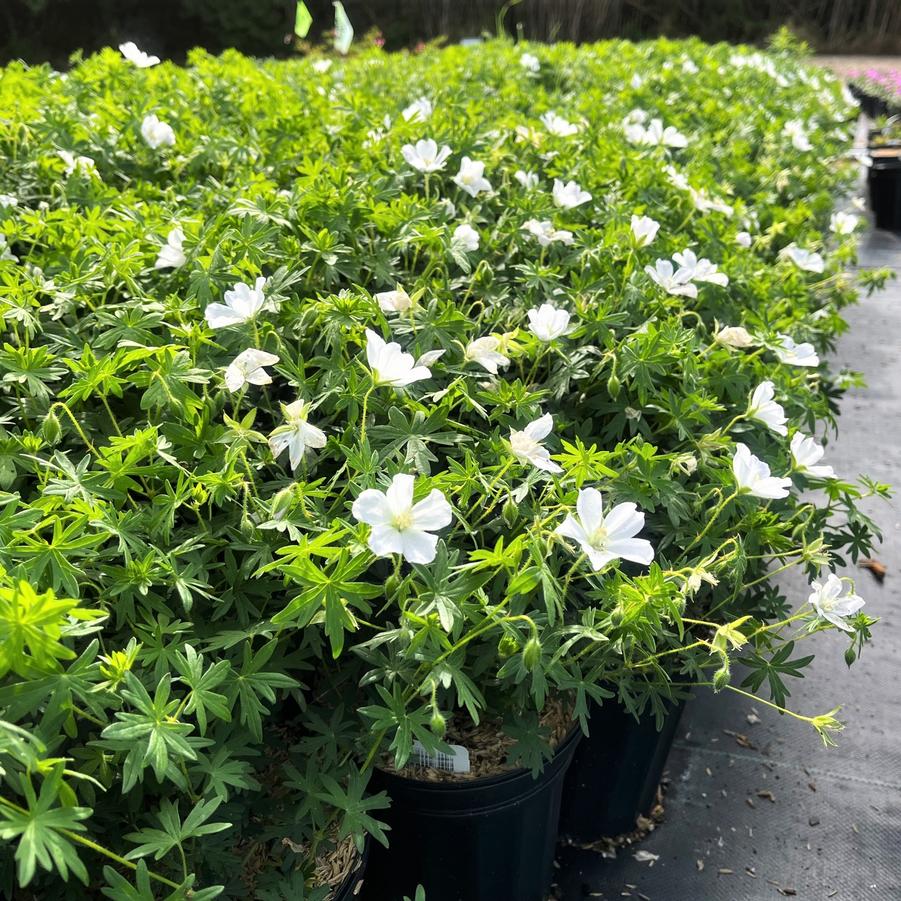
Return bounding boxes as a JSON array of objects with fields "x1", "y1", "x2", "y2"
[
  {"x1": 520, "y1": 52, "x2": 540, "y2": 73},
  {"x1": 402, "y1": 97, "x2": 433, "y2": 122},
  {"x1": 365, "y1": 328, "x2": 431, "y2": 387},
  {"x1": 623, "y1": 108, "x2": 648, "y2": 127},
  {"x1": 521, "y1": 219, "x2": 573, "y2": 247},
  {"x1": 715, "y1": 325, "x2": 754, "y2": 349},
  {"x1": 375, "y1": 289, "x2": 413, "y2": 313},
  {"x1": 732, "y1": 443, "x2": 791, "y2": 499},
  {"x1": 689, "y1": 187, "x2": 733, "y2": 216},
  {"x1": 552, "y1": 179, "x2": 591, "y2": 209},
  {"x1": 452, "y1": 157, "x2": 492, "y2": 197},
  {"x1": 682, "y1": 59, "x2": 699, "y2": 74},
  {"x1": 783, "y1": 119, "x2": 812, "y2": 152},
  {"x1": 0, "y1": 235, "x2": 17, "y2": 263},
  {"x1": 627, "y1": 118, "x2": 688, "y2": 148},
  {"x1": 540, "y1": 111, "x2": 579, "y2": 137},
  {"x1": 790, "y1": 432, "x2": 835, "y2": 479},
  {"x1": 830, "y1": 211, "x2": 859, "y2": 235},
  {"x1": 451, "y1": 224, "x2": 479, "y2": 253},
  {"x1": 774, "y1": 334, "x2": 819, "y2": 367},
  {"x1": 748, "y1": 381, "x2": 788, "y2": 436},
  {"x1": 464, "y1": 336, "x2": 510, "y2": 374},
  {"x1": 141, "y1": 114, "x2": 176, "y2": 149},
  {"x1": 509, "y1": 413, "x2": 562, "y2": 473},
  {"x1": 352, "y1": 473, "x2": 452, "y2": 564},
  {"x1": 735, "y1": 231, "x2": 752, "y2": 248},
  {"x1": 119, "y1": 41, "x2": 160, "y2": 68},
  {"x1": 224, "y1": 348, "x2": 279, "y2": 392},
  {"x1": 781, "y1": 244, "x2": 825, "y2": 274},
  {"x1": 154, "y1": 227, "x2": 186, "y2": 269},
  {"x1": 630, "y1": 73, "x2": 644, "y2": 89},
  {"x1": 514, "y1": 169, "x2": 538, "y2": 189},
  {"x1": 672, "y1": 249, "x2": 728, "y2": 286},
  {"x1": 268, "y1": 399, "x2": 327, "y2": 470},
  {"x1": 401, "y1": 138, "x2": 451, "y2": 173},
  {"x1": 312, "y1": 59, "x2": 333, "y2": 73},
  {"x1": 630, "y1": 214, "x2": 660, "y2": 247},
  {"x1": 555, "y1": 487, "x2": 654, "y2": 570},
  {"x1": 527, "y1": 303, "x2": 570, "y2": 341},
  {"x1": 58, "y1": 150, "x2": 96, "y2": 177},
  {"x1": 0, "y1": 194, "x2": 17, "y2": 208},
  {"x1": 808, "y1": 573, "x2": 864, "y2": 632},
  {"x1": 204, "y1": 277, "x2": 267, "y2": 329},
  {"x1": 644, "y1": 259, "x2": 697, "y2": 298}
]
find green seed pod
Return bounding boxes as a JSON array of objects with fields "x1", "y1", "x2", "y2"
[
  {"x1": 497, "y1": 634, "x2": 519, "y2": 659},
  {"x1": 523, "y1": 636, "x2": 542, "y2": 671},
  {"x1": 430, "y1": 710, "x2": 447, "y2": 738},
  {"x1": 502, "y1": 498, "x2": 518, "y2": 528},
  {"x1": 713, "y1": 661, "x2": 731, "y2": 691},
  {"x1": 844, "y1": 646, "x2": 857, "y2": 668},
  {"x1": 42, "y1": 409, "x2": 61, "y2": 444},
  {"x1": 607, "y1": 372, "x2": 621, "y2": 399}
]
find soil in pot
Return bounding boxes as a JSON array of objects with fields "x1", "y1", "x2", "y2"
[
  {"x1": 317, "y1": 834, "x2": 368, "y2": 900},
  {"x1": 361, "y1": 698, "x2": 580, "y2": 901},
  {"x1": 868, "y1": 148, "x2": 901, "y2": 231},
  {"x1": 558, "y1": 696, "x2": 686, "y2": 842}
]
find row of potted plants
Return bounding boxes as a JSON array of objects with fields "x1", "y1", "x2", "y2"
[
  {"x1": 849, "y1": 69, "x2": 901, "y2": 118},
  {"x1": 0, "y1": 32, "x2": 888, "y2": 900}
]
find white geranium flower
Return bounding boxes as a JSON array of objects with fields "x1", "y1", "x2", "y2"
[
  {"x1": 312, "y1": 59, "x2": 333, "y2": 73},
  {"x1": 402, "y1": 97, "x2": 433, "y2": 122},
  {"x1": 781, "y1": 244, "x2": 825, "y2": 274},
  {"x1": 630, "y1": 214, "x2": 660, "y2": 247},
  {"x1": 224, "y1": 348, "x2": 279, "y2": 392},
  {"x1": 119, "y1": 41, "x2": 160, "y2": 68},
  {"x1": 451, "y1": 224, "x2": 479, "y2": 253},
  {"x1": 514, "y1": 169, "x2": 539, "y2": 189},
  {"x1": 365, "y1": 328, "x2": 431, "y2": 387},
  {"x1": 401, "y1": 138, "x2": 451, "y2": 173},
  {"x1": 555, "y1": 487, "x2": 654, "y2": 570},
  {"x1": 452, "y1": 157, "x2": 491, "y2": 197},
  {"x1": 0, "y1": 235, "x2": 17, "y2": 263},
  {"x1": 783, "y1": 119, "x2": 812, "y2": 152},
  {"x1": 205, "y1": 277, "x2": 267, "y2": 329},
  {"x1": 682, "y1": 59, "x2": 699, "y2": 74},
  {"x1": 58, "y1": 150, "x2": 96, "y2": 177},
  {"x1": 0, "y1": 194, "x2": 17, "y2": 208},
  {"x1": 552, "y1": 179, "x2": 591, "y2": 209},
  {"x1": 672, "y1": 249, "x2": 728, "y2": 286},
  {"x1": 830, "y1": 211, "x2": 859, "y2": 235},
  {"x1": 522, "y1": 219, "x2": 573, "y2": 247},
  {"x1": 732, "y1": 443, "x2": 791, "y2": 499},
  {"x1": 375, "y1": 289, "x2": 413, "y2": 313},
  {"x1": 520, "y1": 52, "x2": 540, "y2": 73},
  {"x1": 352, "y1": 473, "x2": 452, "y2": 564},
  {"x1": 808, "y1": 573, "x2": 864, "y2": 632},
  {"x1": 715, "y1": 325, "x2": 754, "y2": 349},
  {"x1": 774, "y1": 333, "x2": 819, "y2": 367},
  {"x1": 645, "y1": 259, "x2": 697, "y2": 298},
  {"x1": 154, "y1": 227, "x2": 186, "y2": 269},
  {"x1": 630, "y1": 73, "x2": 644, "y2": 89},
  {"x1": 509, "y1": 413, "x2": 562, "y2": 473},
  {"x1": 689, "y1": 187, "x2": 733, "y2": 216},
  {"x1": 790, "y1": 432, "x2": 835, "y2": 478},
  {"x1": 464, "y1": 336, "x2": 510, "y2": 374},
  {"x1": 735, "y1": 231, "x2": 752, "y2": 248},
  {"x1": 268, "y1": 399, "x2": 327, "y2": 470},
  {"x1": 627, "y1": 118, "x2": 688, "y2": 148},
  {"x1": 141, "y1": 114, "x2": 176, "y2": 149},
  {"x1": 623, "y1": 108, "x2": 648, "y2": 127},
  {"x1": 540, "y1": 111, "x2": 579, "y2": 137},
  {"x1": 748, "y1": 381, "x2": 787, "y2": 436},
  {"x1": 527, "y1": 303, "x2": 570, "y2": 341}
]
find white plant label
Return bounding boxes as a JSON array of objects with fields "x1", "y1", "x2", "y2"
[{"x1": 410, "y1": 740, "x2": 471, "y2": 774}]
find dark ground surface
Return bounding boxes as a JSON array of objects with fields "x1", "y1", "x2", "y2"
[{"x1": 554, "y1": 227, "x2": 901, "y2": 900}]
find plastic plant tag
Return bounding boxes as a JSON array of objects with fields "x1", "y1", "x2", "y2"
[
  {"x1": 294, "y1": 2, "x2": 312, "y2": 39},
  {"x1": 411, "y1": 740, "x2": 471, "y2": 774},
  {"x1": 333, "y1": 2, "x2": 354, "y2": 55}
]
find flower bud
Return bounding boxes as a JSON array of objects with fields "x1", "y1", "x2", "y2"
[
  {"x1": 606, "y1": 372, "x2": 621, "y2": 399},
  {"x1": 430, "y1": 710, "x2": 447, "y2": 738},
  {"x1": 502, "y1": 498, "x2": 518, "y2": 528},
  {"x1": 713, "y1": 661, "x2": 731, "y2": 691},
  {"x1": 844, "y1": 646, "x2": 856, "y2": 668},
  {"x1": 522, "y1": 636, "x2": 542, "y2": 671},
  {"x1": 42, "y1": 409, "x2": 61, "y2": 444},
  {"x1": 497, "y1": 634, "x2": 519, "y2": 659}
]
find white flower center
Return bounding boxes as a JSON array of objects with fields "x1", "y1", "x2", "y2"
[
  {"x1": 391, "y1": 508, "x2": 414, "y2": 531},
  {"x1": 587, "y1": 525, "x2": 608, "y2": 551}
]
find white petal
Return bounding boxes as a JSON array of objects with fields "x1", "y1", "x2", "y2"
[
  {"x1": 205, "y1": 303, "x2": 247, "y2": 329},
  {"x1": 352, "y1": 489, "x2": 392, "y2": 526},
  {"x1": 410, "y1": 489, "x2": 453, "y2": 531},
  {"x1": 603, "y1": 503, "x2": 645, "y2": 540},
  {"x1": 399, "y1": 530, "x2": 440, "y2": 564},
  {"x1": 606, "y1": 537, "x2": 654, "y2": 565},
  {"x1": 523, "y1": 413, "x2": 553, "y2": 441},
  {"x1": 386, "y1": 474, "x2": 415, "y2": 514},
  {"x1": 575, "y1": 488, "x2": 604, "y2": 533},
  {"x1": 368, "y1": 523, "x2": 405, "y2": 557}
]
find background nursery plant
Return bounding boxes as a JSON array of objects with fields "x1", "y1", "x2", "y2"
[{"x1": 0, "y1": 33, "x2": 889, "y2": 898}]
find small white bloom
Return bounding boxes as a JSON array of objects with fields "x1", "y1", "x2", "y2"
[
  {"x1": 808, "y1": 573, "x2": 864, "y2": 632},
  {"x1": 630, "y1": 214, "x2": 660, "y2": 247},
  {"x1": 830, "y1": 211, "x2": 859, "y2": 235},
  {"x1": 790, "y1": 432, "x2": 835, "y2": 479},
  {"x1": 627, "y1": 118, "x2": 688, "y2": 148},
  {"x1": 555, "y1": 487, "x2": 654, "y2": 571},
  {"x1": 509, "y1": 413, "x2": 562, "y2": 473},
  {"x1": 375, "y1": 289, "x2": 413, "y2": 313},
  {"x1": 452, "y1": 157, "x2": 492, "y2": 197},
  {"x1": 401, "y1": 138, "x2": 451, "y2": 173},
  {"x1": 268, "y1": 399, "x2": 327, "y2": 470},
  {"x1": 224, "y1": 348, "x2": 279, "y2": 392},
  {"x1": 520, "y1": 52, "x2": 540, "y2": 74},
  {"x1": 774, "y1": 333, "x2": 819, "y2": 368},
  {"x1": 0, "y1": 194, "x2": 17, "y2": 208},
  {"x1": 540, "y1": 111, "x2": 579, "y2": 137},
  {"x1": 672, "y1": 249, "x2": 729, "y2": 286},
  {"x1": 514, "y1": 169, "x2": 539, "y2": 190},
  {"x1": 623, "y1": 108, "x2": 648, "y2": 127},
  {"x1": 682, "y1": 59, "x2": 699, "y2": 74},
  {"x1": 0, "y1": 235, "x2": 17, "y2": 263},
  {"x1": 464, "y1": 336, "x2": 510, "y2": 374},
  {"x1": 781, "y1": 244, "x2": 825, "y2": 274},
  {"x1": 204, "y1": 277, "x2": 267, "y2": 329},
  {"x1": 715, "y1": 326, "x2": 754, "y2": 349},
  {"x1": 365, "y1": 328, "x2": 431, "y2": 387},
  {"x1": 552, "y1": 178, "x2": 591, "y2": 209},
  {"x1": 415, "y1": 349, "x2": 445, "y2": 368},
  {"x1": 645, "y1": 259, "x2": 697, "y2": 298},
  {"x1": 352, "y1": 473, "x2": 452, "y2": 564},
  {"x1": 689, "y1": 187, "x2": 733, "y2": 216},
  {"x1": 154, "y1": 227, "x2": 186, "y2": 269},
  {"x1": 451, "y1": 223, "x2": 479, "y2": 253},
  {"x1": 732, "y1": 443, "x2": 791, "y2": 499},
  {"x1": 735, "y1": 231, "x2": 752, "y2": 248},
  {"x1": 312, "y1": 59, "x2": 333, "y2": 73},
  {"x1": 58, "y1": 150, "x2": 96, "y2": 177},
  {"x1": 521, "y1": 219, "x2": 573, "y2": 247},
  {"x1": 630, "y1": 73, "x2": 644, "y2": 89},
  {"x1": 141, "y1": 114, "x2": 176, "y2": 149},
  {"x1": 402, "y1": 97, "x2": 433, "y2": 123},
  {"x1": 783, "y1": 119, "x2": 812, "y2": 152},
  {"x1": 748, "y1": 381, "x2": 788, "y2": 436},
  {"x1": 119, "y1": 41, "x2": 160, "y2": 68},
  {"x1": 527, "y1": 303, "x2": 570, "y2": 341}
]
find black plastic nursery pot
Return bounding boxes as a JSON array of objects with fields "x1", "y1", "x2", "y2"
[
  {"x1": 850, "y1": 84, "x2": 890, "y2": 119},
  {"x1": 868, "y1": 149, "x2": 901, "y2": 232},
  {"x1": 361, "y1": 726, "x2": 581, "y2": 901},
  {"x1": 331, "y1": 837, "x2": 370, "y2": 900},
  {"x1": 558, "y1": 696, "x2": 686, "y2": 842}
]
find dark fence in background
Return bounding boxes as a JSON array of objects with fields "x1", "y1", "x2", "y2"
[{"x1": 4, "y1": 0, "x2": 901, "y2": 67}]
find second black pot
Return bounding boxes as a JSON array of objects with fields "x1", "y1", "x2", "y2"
[
  {"x1": 361, "y1": 726, "x2": 581, "y2": 901},
  {"x1": 869, "y1": 150, "x2": 901, "y2": 231},
  {"x1": 558, "y1": 696, "x2": 686, "y2": 842}
]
